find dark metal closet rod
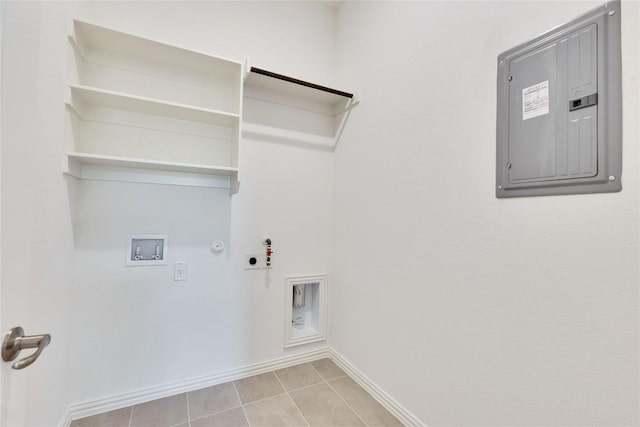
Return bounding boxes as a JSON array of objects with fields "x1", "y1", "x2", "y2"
[{"x1": 250, "y1": 67, "x2": 354, "y2": 99}]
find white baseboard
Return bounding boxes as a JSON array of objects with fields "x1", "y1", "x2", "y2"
[
  {"x1": 327, "y1": 348, "x2": 425, "y2": 427},
  {"x1": 62, "y1": 346, "x2": 424, "y2": 427},
  {"x1": 58, "y1": 408, "x2": 72, "y2": 427},
  {"x1": 62, "y1": 347, "x2": 331, "y2": 426}
]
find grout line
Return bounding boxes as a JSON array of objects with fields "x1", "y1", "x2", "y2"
[
  {"x1": 232, "y1": 380, "x2": 252, "y2": 427},
  {"x1": 128, "y1": 406, "x2": 133, "y2": 427},
  {"x1": 241, "y1": 390, "x2": 289, "y2": 407},
  {"x1": 308, "y1": 363, "x2": 370, "y2": 427},
  {"x1": 273, "y1": 370, "x2": 311, "y2": 427},
  {"x1": 325, "y1": 379, "x2": 370, "y2": 427},
  {"x1": 273, "y1": 364, "x2": 327, "y2": 394},
  {"x1": 307, "y1": 361, "x2": 330, "y2": 384},
  {"x1": 187, "y1": 405, "x2": 245, "y2": 424},
  {"x1": 271, "y1": 369, "x2": 288, "y2": 392},
  {"x1": 185, "y1": 391, "x2": 191, "y2": 427},
  {"x1": 284, "y1": 393, "x2": 311, "y2": 427},
  {"x1": 282, "y1": 379, "x2": 326, "y2": 394},
  {"x1": 308, "y1": 359, "x2": 348, "y2": 382},
  {"x1": 327, "y1": 373, "x2": 349, "y2": 380}
]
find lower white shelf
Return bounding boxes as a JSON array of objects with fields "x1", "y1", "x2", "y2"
[
  {"x1": 65, "y1": 152, "x2": 239, "y2": 190},
  {"x1": 67, "y1": 152, "x2": 238, "y2": 175}
]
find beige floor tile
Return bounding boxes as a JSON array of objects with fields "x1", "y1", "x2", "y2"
[
  {"x1": 130, "y1": 394, "x2": 188, "y2": 427},
  {"x1": 330, "y1": 376, "x2": 403, "y2": 426},
  {"x1": 310, "y1": 358, "x2": 346, "y2": 381},
  {"x1": 290, "y1": 382, "x2": 365, "y2": 426},
  {"x1": 70, "y1": 407, "x2": 132, "y2": 427},
  {"x1": 188, "y1": 382, "x2": 241, "y2": 420},
  {"x1": 234, "y1": 372, "x2": 285, "y2": 404},
  {"x1": 243, "y1": 394, "x2": 307, "y2": 427},
  {"x1": 274, "y1": 363, "x2": 324, "y2": 391},
  {"x1": 70, "y1": 363, "x2": 402, "y2": 427},
  {"x1": 190, "y1": 407, "x2": 249, "y2": 427}
]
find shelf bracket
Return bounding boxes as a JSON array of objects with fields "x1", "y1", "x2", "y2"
[{"x1": 332, "y1": 95, "x2": 359, "y2": 150}]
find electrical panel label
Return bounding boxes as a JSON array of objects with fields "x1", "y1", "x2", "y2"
[{"x1": 522, "y1": 80, "x2": 549, "y2": 120}]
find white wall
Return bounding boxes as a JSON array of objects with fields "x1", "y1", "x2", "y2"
[
  {"x1": 1, "y1": 2, "x2": 75, "y2": 425},
  {"x1": 332, "y1": 1, "x2": 639, "y2": 426},
  {"x1": 68, "y1": 0, "x2": 337, "y2": 405},
  {"x1": 2, "y1": 0, "x2": 337, "y2": 420},
  {"x1": 4, "y1": 1, "x2": 638, "y2": 425}
]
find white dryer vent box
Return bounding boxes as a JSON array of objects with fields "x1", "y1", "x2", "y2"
[{"x1": 496, "y1": 1, "x2": 622, "y2": 198}]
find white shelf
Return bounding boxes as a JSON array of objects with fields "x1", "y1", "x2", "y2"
[
  {"x1": 66, "y1": 19, "x2": 243, "y2": 191},
  {"x1": 68, "y1": 85, "x2": 239, "y2": 127},
  {"x1": 69, "y1": 19, "x2": 241, "y2": 82},
  {"x1": 69, "y1": 20, "x2": 242, "y2": 114},
  {"x1": 66, "y1": 152, "x2": 238, "y2": 176},
  {"x1": 246, "y1": 67, "x2": 353, "y2": 106},
  {"x1": 244, "y1": 66, "x2": 356, "y2": 150}
]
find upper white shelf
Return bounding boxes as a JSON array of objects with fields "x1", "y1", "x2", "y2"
[
  {"x1": 69, "y1": 19, "x2": 242, "y2": 115},
  {"x1": 243, "y1": 66, "x2": 357, "y2": 150},
  {"x1": 67, "y1": 84, "x2": 239, "y2": 127},
  {"x1": 69, "y1": 19, "x2": 241, "y2": 81}
]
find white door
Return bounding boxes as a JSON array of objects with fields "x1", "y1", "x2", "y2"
[
  {"x1": 1, "y1": 2, "x2": 38, "y2": 425},
  {"x1": 0, "y1": 3, "x2": 28, "y2": 425},
  {"x1": 1, "y1": 2, "x2": 74, "y2": 426}
]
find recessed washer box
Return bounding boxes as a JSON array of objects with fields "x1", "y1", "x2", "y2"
[
  {"x1": 126, "y1": 234, "x2": 168, "y2": 266},
  {"x1": 496, "y1": 1, "x2": 622, "y2": 198}
]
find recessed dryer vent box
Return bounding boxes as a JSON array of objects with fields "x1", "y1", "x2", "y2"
[{"x1": 496, "y1": 1, "x2": 622, "y2": 198}]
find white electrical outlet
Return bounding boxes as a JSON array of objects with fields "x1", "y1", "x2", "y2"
[
  {"x1": 174, "y1": 262, "x2": 188, "y2": 281},
  {"x1": 244, "y1": 253, "x2": 262, "y2": 270}
]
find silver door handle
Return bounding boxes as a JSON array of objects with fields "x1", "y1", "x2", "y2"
[{"x1": 2, "y1": 326, "x2": 51, "y2": 370}]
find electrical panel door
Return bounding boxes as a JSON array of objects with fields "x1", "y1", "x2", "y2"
[{"x1": 496, "y1": 1, "x2": 621, "y2": 198}]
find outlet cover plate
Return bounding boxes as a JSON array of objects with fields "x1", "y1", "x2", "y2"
[{"x1": 174, "y1": 262, "x2": 188, "y2": 281}]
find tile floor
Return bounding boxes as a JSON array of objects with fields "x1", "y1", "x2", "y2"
[{"x1": 70, "y1": 358, "x2": 403, "y2": 427}]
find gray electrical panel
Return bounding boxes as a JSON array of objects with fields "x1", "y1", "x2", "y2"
[{"x1": 496, "y1": 1, "x2": 622, "y2": 198}]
